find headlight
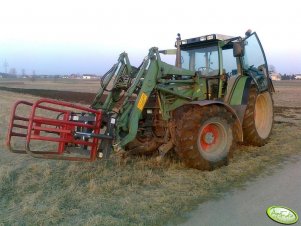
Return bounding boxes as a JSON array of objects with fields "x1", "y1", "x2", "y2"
[
  {"x1": 206, "y1": 35, "x2": 214, "y2": 40},
  {"x1": 200, "y1": 36, "x2": 206, "y2": 41}
]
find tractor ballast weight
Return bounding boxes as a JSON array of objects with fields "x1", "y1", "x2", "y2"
[{"x1": 6, "y1": 31, "x2": 274, "y2": 170}]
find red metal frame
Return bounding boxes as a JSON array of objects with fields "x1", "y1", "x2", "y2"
[
  {"x1": 6, "y1": 98, "x2": 102, "y2": 161},
  {"x1": 6, "y1": 100, "x2": 33, "y2": 154}
]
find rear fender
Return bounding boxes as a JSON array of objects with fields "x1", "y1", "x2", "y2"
[
  {"x1": 187, "y1": 100, "x2": 243, "y2": 142},
  {"x1": 228, "y1": 76, "x2": 252, "y2": 106},
  {"x1": 228, "y1": 74, "x2": 271, "y2": 107}
]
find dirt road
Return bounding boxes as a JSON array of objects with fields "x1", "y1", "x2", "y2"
[{"x1": 178, "y1": 155, "x2": 301, "y2": 225}]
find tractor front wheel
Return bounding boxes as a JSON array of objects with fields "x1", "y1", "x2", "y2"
[
  {"x1": 173, "y1": 105, "x2": 235, "y2": 170},
  {"x1": 242, "y1": 87, "x2": 274, "y2": 146}
]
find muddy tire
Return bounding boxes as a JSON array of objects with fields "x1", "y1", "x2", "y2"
[
  {"x1": 242, "y1": 87, "x2": 274, "y2": 146},
  {"x1": 125, "y1": 136, "x2": 160, "y2": 155},
  {"x1": 173, "y1": 105, "x2": 235, "y2": 170}
]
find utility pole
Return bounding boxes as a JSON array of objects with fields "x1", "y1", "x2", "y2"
[
  {"x1": 3, "y1": 60, "x2": 9, "y2": 74},
  {"x1": 22, "y1": 69, "x2": 26, "y2": 76}
]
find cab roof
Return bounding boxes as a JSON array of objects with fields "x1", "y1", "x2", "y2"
[{"x1": 180, "y1": 34, "x2": 238, "y2": 48}]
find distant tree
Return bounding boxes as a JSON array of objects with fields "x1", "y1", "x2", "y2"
[
  {"x1": 53, "y1": 75, "x2": 60, "y2": 82},
  {"x1": 3, "y1": 60, "x2": 9, "y2": 74},
  {"x1": 269, "y1": 65, "x2": 276, "y2": 73},
  {"x1": 9, "y1": 68, "x2": 17, "y2": 76},
  {"x1": 21, "y1": 69, "x2": 26, "y2": 76},
  {"x1": 281, "y1": 74, "x2": 288, "y2": 80},
  {"x1": 281, "y1": 74, "x2": 295, "y2": 80}
]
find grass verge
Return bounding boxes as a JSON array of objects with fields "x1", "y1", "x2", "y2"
[{"x1": 0, "y1": 89, "x2": 301, "y2": 225}]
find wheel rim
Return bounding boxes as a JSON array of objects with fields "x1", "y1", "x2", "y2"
[
  {"x1": 255, "y1": 92, "x2": 273, "y2": 139},
  {"x1": 199, "y1": 123, "x2": 227, "y2": 153}
]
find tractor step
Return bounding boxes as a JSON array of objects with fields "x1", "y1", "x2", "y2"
[{"x1": 6, "y1": 98, "x2": 108, "y2": 161}]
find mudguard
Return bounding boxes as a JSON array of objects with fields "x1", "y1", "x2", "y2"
[
  {"x1": 187, "y1": 100, "x2": 243, "y2": 142},
  {"x1": 228, "y1": 76, "x2": 253, "y2": 106}
]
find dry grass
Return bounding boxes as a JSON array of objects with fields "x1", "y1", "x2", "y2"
[{"x1": 0, "y1": 81, "x2": 301, "y2": 225}]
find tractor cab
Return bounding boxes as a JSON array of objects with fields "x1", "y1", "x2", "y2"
[
  {"x1": 177, "y1": 31, "x2": 272, "y2": 100},
  {"x1": 179, "y1": 34, "x2": 234, "y2": 76}
]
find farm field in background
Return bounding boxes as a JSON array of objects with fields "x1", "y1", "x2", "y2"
[{"x1": 0, "y1": 79, "x2": 300, "y2": 225}]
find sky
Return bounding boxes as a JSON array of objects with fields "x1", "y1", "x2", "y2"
[{"x1": 0, "y1": 0, "x2": 300, "y2": 75}]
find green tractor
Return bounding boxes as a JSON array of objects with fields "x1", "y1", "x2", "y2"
[{"x1": 7, "y1": 30, "x2": 274, "y2": 170}]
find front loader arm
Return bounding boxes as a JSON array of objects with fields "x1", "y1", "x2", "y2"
[
  {"x1": 117, "y1": 47, "x2": 161, "y2": 146},
  {"x1": 116, "y1": 48, "x2": 197, "y2": 147},
  {"x1": 91, "y1": 52, "x2": 133, "y2": 111}
]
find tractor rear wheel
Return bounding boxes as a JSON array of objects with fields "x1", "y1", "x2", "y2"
[
  {"x1": 242, "y1": 86, "x2": 274, "y2": 146},
  {"x1": 173, "y1": 105, "x2": 235, "y2": 170}
]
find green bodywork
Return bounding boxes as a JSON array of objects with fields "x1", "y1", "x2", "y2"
[
  {"x1": 91, "y1": 47, "x2": 206, "y2": 146},
  {"x1": 229, "y1": 76, "x2": 249, "y2": 105},
  {"x1": 91, "y1": 32, "x2": 272, "y2": 148}
]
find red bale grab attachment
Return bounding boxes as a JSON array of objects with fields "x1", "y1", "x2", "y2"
[{"x1": 6, "y1": 98, "x2": 104, "y2": 161}]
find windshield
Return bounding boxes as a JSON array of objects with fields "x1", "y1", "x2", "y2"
[
  {"x1": 243, "y1": 34, "x2": 266, "y2": 70},
  {"x1": 181, "y1": 46, "x2": 219, "y2": 75}
]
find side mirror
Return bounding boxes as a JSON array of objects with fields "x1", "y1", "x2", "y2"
[{"x1": 233, "y1": 42, "x2": 245, "y2": 57}]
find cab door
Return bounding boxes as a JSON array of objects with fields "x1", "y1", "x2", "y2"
[{"x1": 242, "y1": 32, "x2": 271, "y2": 92}]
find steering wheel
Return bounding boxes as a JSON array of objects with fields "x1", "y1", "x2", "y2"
[{"x1": 197, "y1": 66, "x2": 214, "y2": 72}]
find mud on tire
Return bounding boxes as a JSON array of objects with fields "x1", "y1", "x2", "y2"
[
  {"x1": 242, "y1": 86, "x2": 274, "y2": 146},
  {"x1": 173, "y1": 105, "x2": 236, "y2": 170}
]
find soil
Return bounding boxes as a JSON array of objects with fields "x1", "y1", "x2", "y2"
[
  {"x1": 0, "y1": 86, "x2": 97, "y2": 105},
  {"x1": 178, "y1": 155, "x2": 301, "y2": 226}
]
